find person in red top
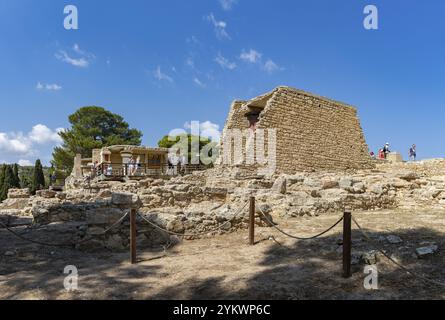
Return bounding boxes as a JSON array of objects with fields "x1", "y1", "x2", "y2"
[{"x1": 378, "y1": 149, "x2": 385, "y2": 160}]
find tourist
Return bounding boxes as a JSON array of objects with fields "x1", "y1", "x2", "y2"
[
  {"x1": 383, "y1": 143, "x2": 391, "y2": 159},
  {"x1": 128, "y1": 157, "x2": 135, "y2": 176},
  {"x1": 133, "y1": 156, "x2": 140, "y2": 175},
  {"x1": 370, "y1": 151, "x2": 376, "y2": 159},
  {"x1": 409, "y1": 144, "x2": 417, "y2": 161},
  {"x1": 168, "y1": 152, "x2": 178, "y2": 175},
  {"x1": 106, "y1": 164, "x2": 113, "y2": 176},
  {"x1": 83, "y1": 174, "x2": 91, "y2": 186},
  {"x1": 91, "y1": 161, "x2": 98, "y2": 178},
  {"x1": 178, "y1": 152, "x2": 187, "y2": 175},
  {"x1": 378, "y1": 149, "x2": 385, "y2": 160},
  {"x1": 167, "y1": 158, "x2": 174, "y2": 175}
]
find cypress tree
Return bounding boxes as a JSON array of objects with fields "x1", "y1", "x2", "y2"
[
  {"x1": 31, "y1": 159, "x2": 45, "y2": 195},
  {"x1": 12, "y1": 163, "x2": 20, "y2": 188},
  {"x1": 0, "y1": 164, "x2": 5, "y2": 187},
  {"x1": 0, "y1": 165, "x2": 14, "y2": 201},
  {"x1": 0, "y1": 165, "x2": 6, "y2": 201}
]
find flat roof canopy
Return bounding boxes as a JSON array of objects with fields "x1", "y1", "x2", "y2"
[{"x1": 101, "y1": 145, "x2": 169, "y2": 154}]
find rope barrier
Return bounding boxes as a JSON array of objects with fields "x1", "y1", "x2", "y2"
[
  {"x1": 74, "y1": 211, "x2": 130, "y2": 245},
  {"x1": 352, "y1": 215, "x2": 445, "y2": 288},
  {"x1": 137, "y1": 201, "x2": 249, "y2": 237},
  {"x1": 256, "y1": 205, "x2": 344, "y2": 240},
  {"x1": 0, "y1": 220, "x2": 74, "y2": 248},
  {"x1": 0, "y1": 220, "x2": 39, "y2": 235},
  {"x1": 15, "y1": 223, "x2": 50, "y2": 236},
  {"x1": 0, "y1": 211, "x2": 130, "y2": 248}
]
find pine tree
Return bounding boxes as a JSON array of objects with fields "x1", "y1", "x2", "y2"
[
  {"x1": 12, "y1": 163, "x2": 20, "y2": 188},
  {"x1": 31, "y1": 159, "x2": 45, "y2": 195},
  {"x1": 52, "y1": 106, "x2": 142, "y2": 175},
  {"x1": 0, "y1": 165, "x2": 15, "y2": 201},
  {"x1": 0, "y1": 165, "x2": 6, "y2": 201}
]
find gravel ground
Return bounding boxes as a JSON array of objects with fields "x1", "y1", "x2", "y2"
[{"x1": 1, "y1": 209, "x2": 445, "y2": 300}]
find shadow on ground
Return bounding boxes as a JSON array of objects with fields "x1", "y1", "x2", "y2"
[
  {"x1": 1, "y1": 220, "x2": 445, "y2": 299},
  {"x1": 149, "y1": 226, "x2": 445, "y2": 300},
  {"x1": 0, "y1": 223, "x2": 165, "y2": 300}
]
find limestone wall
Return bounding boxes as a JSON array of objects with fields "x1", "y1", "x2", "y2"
[
  {"x1": 220, "y1": 86, "x2": 373, "y2": 174},
  {"x1": 73, "y1": 154, "x2": 83, "y2": 178}
]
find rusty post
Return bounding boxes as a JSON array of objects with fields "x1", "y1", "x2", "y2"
[
  {"x1": 342, "y1": 209, "x2": 352, "y2": 278},
  {"x1": 249, "y1": 196, "x2": 255, "y2": 245},
  {"x1": 130, "y1": 208, "x2": 137, "y2": 264}
]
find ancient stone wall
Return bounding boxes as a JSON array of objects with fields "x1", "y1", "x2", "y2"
[
  {"x1": 73, "y1": 154, "x2": 82, "y2": 178},
  {"x1": 222, "y1": 100, "x2": 248, "y2": 132},
  {"x1": 220, "y1": 86, "x2": 373, "y2": 174}
]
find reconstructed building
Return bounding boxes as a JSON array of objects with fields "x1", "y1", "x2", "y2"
[
  {"x1": 72, "y1": 145, "x2": 169, "y2": 178},
  {"x1": 220, "y1": 86, "x2": 373, "y2": 174}
]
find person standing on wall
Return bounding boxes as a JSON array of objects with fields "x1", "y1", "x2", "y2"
[
  {"x1": 383, "y1": 143, "x2": 391, "y2": 159},
  {"x1": 409, "y1": 144, "x2": 417, "y2": 161},
  {"x1": 378, "y1": 149, "x2": 385, "y2": 160}
]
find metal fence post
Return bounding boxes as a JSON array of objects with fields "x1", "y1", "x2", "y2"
[
  {"x1": 249, "y1": 196, "x2": 255, "y2": 245},
  {"x1": 343, "y1": 209, "x2": 352, "y2": 278},
  {"x1": 130, "y1": 208, "x2": 137, "y2": 264}
]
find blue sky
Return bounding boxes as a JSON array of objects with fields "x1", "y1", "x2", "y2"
[{"x1": 0, "y1": 0, "x2": 444, "y2": 165}]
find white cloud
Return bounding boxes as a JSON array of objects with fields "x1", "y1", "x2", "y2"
[
  {"x1": 219, "y1": 0, "x2": 237, "y2": 11},
  {"x1": 36, "y1": 82, "x2": 62, "y2": 91},
  {"x1": 0, "y1": 133, "x2": 30, "y2": 154},
  {"x1": 215, "y1": 53, "x2": 237, "y2": 70},
  {"x1": 193, "y1": 77, "x2": 206, "y2": 88},
  {"x1": 240, "y1": 49, "x2": 283, "y2": 74},
  {"x1": 153, "y1": 66, "x2": 174, "y2": 83},
  {"x1": 0, "y1": 125, "x2": 64, "y2": 162},
  {"x1": 55, "y1": 44, "x2": 95, "y2": 68},
  {"x1": 240, "y1": 49, "x2": 262, "y2": 63},
  {"x1": 73, "y1": 43, "x2": 84, "y2": 55},
  {"x1": 56, "y1": 50, "x2": 89, "y2": 68},
  {"x1": 18, "y1": 159, "x2": 33, "y2": 166},
  {"x1": 29, "y1": 124, "x2": 63, "y2": 144},
  {"x1": 186, "y1": 57, "x2": 195, "y2": 68},
  {"x1": 73, "y1": 43, "x2": 95, "y2": 59},
  {"x1": 263, "y1": 59, "x2": 281, "y2": 73},
  {"x1": 200, "y1": 121, "x2": 221, "y2": 142},
  {"x1": 186, "y1": 36, "x2": 201, "y2": 46},
  {"x1": 205, "y1": 13, "x2": 231, "y2": 40},
  {"x1": 184, "y1": 121, "x2": 221, "y2": 142}
]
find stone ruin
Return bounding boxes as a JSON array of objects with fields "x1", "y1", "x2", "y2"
[
  {"x1": 2, "y1": 158, "x2": 445, "y2": 252},
  {"x1": 219, "y1": 86, "x2": 373, "y2": 174},
  {"x1": 2, "y1": 87, "x2": 445, "y2": 252}
]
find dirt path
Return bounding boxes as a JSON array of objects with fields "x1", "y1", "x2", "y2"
[{"x1": 1, "y1": 209, "x2": 445, "y2": 300}]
